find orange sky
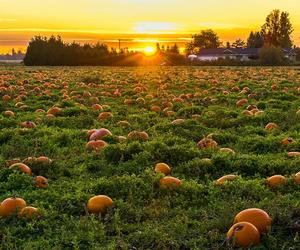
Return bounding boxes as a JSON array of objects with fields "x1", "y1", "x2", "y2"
[{"x1": 1, "y1": 0, "x2": 300, "y2": 53}]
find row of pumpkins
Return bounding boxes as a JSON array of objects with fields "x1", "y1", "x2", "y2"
[
  {"x1": 0, "y1": 161, "x2": 273, "y2": 248},
  {"x1": 2, "y1": 106, "x2": 299, "y2": 248},
  {"x1": 84, "y1": 128, "x2": 300, "y2": 187},
  {"x1": 0, "y1": 157, "x2": 51, "y2": 218},
  {"x1": 3, "y1": 160, "x2": 299, "y2": 206},
  {"x1": 86, "y1": 196, "x2": 275, "y2": 247}
]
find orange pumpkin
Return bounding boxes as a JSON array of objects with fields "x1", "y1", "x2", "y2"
[
  {"x1": 197, "y1": 138, "x2": 218, "y2": 149},
  {"x1": 19, "y1": 105, "x2": 29, "y2": 110},
  {"x1": 86, "y1": 129, "x2": 98, "y2": 138},
  {"x1": 87, "y1": 195, "x2": 113, "y2": 214},
  {"x1": 192, "y1": 114, "x2": 201, "y2": 119},
  {"x1": 242, "y1": 110, "x2": 253, "y2": 116},
  {"x1": 231, "y1": 86, "x2": 240, "y2": 92},
  {"x1": 15, "y1": 102, "x2": 24, "y2": 108},
  {"x1": 236, "y1": 99, "x2": 248, "y2": 107},
  {"x1": 91, "y1": 104, "x2": 103, "y2": 111},
  {"x1": 234, "y1": 208, "x2": 272, "y2": 234},
  {"x1": 250, "y1": 108, "x2": 260, "y2": 115},
  {"x1": 98, "y1": 112, "x2": 113, "y2": 121},
  {"x1": 6, "y1": 158, "x2": 21, "y2": 167},
  {"x1": 117, "y1": 120, "x2": 130, "y2": 127},
  {"x1": 266, "y1": 175, "x2": 286, "y2": 187},
  {"x1": 160, "y1": 176, "x2": 182, "y2": 189},
  {"x1": 165, "y1": 111, "x2": 175, "y2": 117},
  {"x1": 265, "y1": 122, "x2": 278, "y2": 130},
  {"x1": 134, "y1": 86, "x2": 143, "y2": 93},
  {"x1": 281, "y1": 138, "x2": 295, "y2": 146},
  {"x1": 36, "y1": 156, "x2": 52, "y2": 164},
  {"x1": 86, "y1": 140, "x2": 108, "y2": 151},
  {"x1": 0, "y1": 197, "x2": 27, "y2": 217},
  {"x1": 2, "y1": 95, "x2": 11, "y2": 102},
  {"x1": 35, "y1": 176, "x2": 49, "y2": 188},
  {"x1": 47, "y1": 107, "x2": 61, "y2": 116},
  {"x1": 117, "y1": 136, "x2": 127, "y2": 142},
  {"x1": 20, "y1": 121, "x2": 36, "y2": 129},
  {"x1": 294, "y1": 171, "x2": 300, "y2": 184},
  {"x1": 3, "y1": 110, "x2": 15, "y2": 117},
  {"x1": 215, "y1": 174, "x2": 237, "y2": 185},
  {"x1": 155, "y1": 163, "x2": 171, "y2": 175},
  {"x1": 19, "y1": 206, "x2": 39, "y2": 218},
  {"x1": 172, "y1": 97, "x2": 184, "y2": 103},
  {"x1": 113, "y1": 89, "x2": 121, "y2": 97},
  {"x1": 138, "y1": 131, "x2": 149, "y2": 141},
  {"x1": 89, "y1": 128, "x2": 112, "y2": 141},
  {"x1": 127, "y1": 131, "x2": 149, "y2": 141},
  {"x1": 124, "y1": 99, "x2": 134, "y2": 105},
  {"x1": 150, "y1": 105, "x2": 161, "y2": 112},
  {"x1": 271, "y1": 84, "x2": 278, "y2": 90},
  {"x1": 163, "y1": 101, "x2": 173, "y2": 108},
  {"x1": 22, "y1": 157, "x2": 37, "y2": 165},
  {"x1": 287, "y1": 152, "x2": 300, "y2": 157},
  {"x1": 136, "y1": 97, "x2": 146, "y2": 105},
  {"x1": 219, "y1": 148, "x2": 235, "y2": 154},
  {"x1": 171, "y1": 119, "x2": 185, "y2": 125},
  {"x1": 9, "y1": 163, "x2": 32, "y2": 175},
  {"x1": 247, "y1": 104, "x2": 258, "y2": 111},
  {"x1": 46, "y1": 114, "x2": 55, "y2": 119},
  {"x1": 89, "y1": 96, "x2": 99, "y2": 104},
  {"x1": 248, "y1": 93, "x2": 257, "y2": 99},
  {"x1": 226, "y1": 222, "x2": 260, "y2": 248},
  {"x1": 145, "y1": 94, "x2": 154, "y2": 99},
  {"x1": 83, "y1": 91, "x2": 91, "y2": 98},
  {"x1": 254, "y1": 110, "x2": 264, "y2": 116}
]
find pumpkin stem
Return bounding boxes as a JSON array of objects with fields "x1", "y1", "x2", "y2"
[{"x1": 233, "y1": 225, "x2": 244, "y2": 232}]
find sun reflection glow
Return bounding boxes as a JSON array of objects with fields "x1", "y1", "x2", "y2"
[{"x1": 143, "y1": 46, "x2": 156, "y2": 56}]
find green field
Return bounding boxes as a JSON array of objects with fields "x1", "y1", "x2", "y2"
[{"x1": 0, "y1": 66, "x2": 299, "y2": 249}]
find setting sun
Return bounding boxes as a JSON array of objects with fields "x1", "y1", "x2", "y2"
[{"x1": 144, "y1": 46, "x2": 156, "y2": 56}]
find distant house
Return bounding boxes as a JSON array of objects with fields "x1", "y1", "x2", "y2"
[
  {"x1": 0, "y1": 52, "x2": 25, "y2": 62},
  {"x1": 188, "y1": 48, "x2": 296, "y2": 62}
]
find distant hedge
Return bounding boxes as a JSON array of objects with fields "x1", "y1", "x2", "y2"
[{"x1": 23, "y1": 35, "x2": 187, "y2": 66}]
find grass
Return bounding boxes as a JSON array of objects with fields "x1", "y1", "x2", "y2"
[{"x1": 0, "y1": 66, "x2": 299, "y2": 249}]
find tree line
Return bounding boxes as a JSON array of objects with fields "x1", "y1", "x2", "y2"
[
  {"x1": 187, "y1": 9, "x2": 294, "y2": 52},
  {"x1": 23, "y1": 36, "x2": 184, "y2": 66}
]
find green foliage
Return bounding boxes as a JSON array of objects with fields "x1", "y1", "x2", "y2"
[
  {"x1": 247, "y1": 31, "x2": 264, "y2": 48},
  {"x1": 0, "y1": 66, "x2": 299, "y2": 249},
  {"x1": 186, "y1": 29, "x2": 221, "y2": 53},
  {"x1": 261, "y1": 9, "x2": 293, "y2": 48},
  {"x1": 259, "y1": 46, "x2": 286, "y2": 65}
]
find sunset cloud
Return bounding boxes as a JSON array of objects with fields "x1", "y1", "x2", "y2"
[
  {"x1": 134, "y1": 22, "x2": 183, "y2": 34},
  {"x1": 0, "y1": 18, "x2": 17, "y2": 22}
]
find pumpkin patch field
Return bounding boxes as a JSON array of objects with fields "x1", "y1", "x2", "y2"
[{"x1": 0, "y1": 66, "x2": 300, "y2": 249}]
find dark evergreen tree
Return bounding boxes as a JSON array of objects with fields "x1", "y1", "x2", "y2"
[{"x1": 247, "y1": 31, "x2": 264, "y2": 48}]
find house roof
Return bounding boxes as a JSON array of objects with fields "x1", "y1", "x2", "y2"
[
  {"x1": 198, "y1": 48, "x2": 259, "y2": 56},
  {"x1": 197, "y1": 47, "x2": 294, "y2": 56}
]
